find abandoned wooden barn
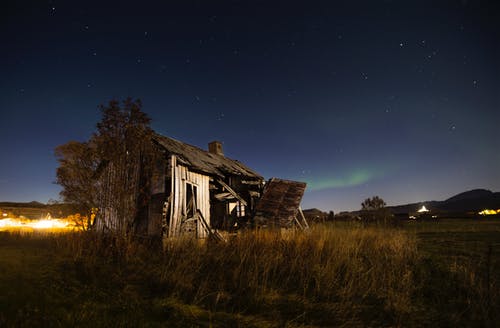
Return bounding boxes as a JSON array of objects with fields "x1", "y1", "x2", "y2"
[{"x1": 96, "y1": 132, "x2": 308, "y2": 239}]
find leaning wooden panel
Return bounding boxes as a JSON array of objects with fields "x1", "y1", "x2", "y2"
[
  {"x1": 202, "y1": 175, "x2": 210, "y2": 237},
  {"x1": 254, "y1": 178, "x2": 307, "y2": 228},
  {"x1": 197, "y1": 174, "x2": 204, "y2": 238},
  {"x1": 169, "y1": 160, "x2": 185, "y2": 237},
  {"x1": 190, "y1": 171, "x2": 210, "y2": 238},
  {"x1": 169, "y1": 164, "x2": 177, "y2": 237},
  {"x1": 168, "y1": 155, "x2": 176, "y2": 237}
]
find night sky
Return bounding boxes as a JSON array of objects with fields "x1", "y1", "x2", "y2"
[{"x1": 1, "y1": 0, "x2": 499, "y2": 212}]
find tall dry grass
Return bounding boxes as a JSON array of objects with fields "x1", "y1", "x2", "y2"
[
  {"x1": 47, "y1": 224, "x2": 418, "y2": 324},
  {"x1": 2, "y1": 222, "x2": 498, "y2": 326},
  {"x1": 161, "y1": 226, "x2": 417, "y2": 311}
]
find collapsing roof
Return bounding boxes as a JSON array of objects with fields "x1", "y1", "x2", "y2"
[
  {"x1": 254, "y1": 178, "x2": 308, "y2": 228},
  {"x1": 153, "y1": 133, "x2": 262, "y2": 180}
]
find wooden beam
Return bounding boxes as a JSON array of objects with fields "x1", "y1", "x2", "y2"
[
  {"x1": 214, "y1": 192, "x2": 234, "y2": 201},
  {"x1": 216, "y1": 179, "x2": 248, "y2": 207},
  {"x1": 196, "y1": 209, "x2": 225, "y2": 242},
  {"x1": 299, "y1": 207, "x2": 310, "y2": 229},
  {"x1": 293, "y1": 213, "x2": 305, "y2": 230},
  {"x1": 241, "y1": 180, "x2": 262, "y2": 185},
  {"x1": 168, "y1": 155, "x2": 176, "y2": 237}
]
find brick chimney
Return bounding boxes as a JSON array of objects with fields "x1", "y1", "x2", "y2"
[{"x1": 208, "y1": 141, "x2": 224, "y2": 156}]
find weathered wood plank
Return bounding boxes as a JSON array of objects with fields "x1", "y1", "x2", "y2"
[
  {"x1": 216, "y1": 179, "x2": 248, "y2": 207},
  {"x1": 254, "y1": 178, "x2": 307, "y2": 228}
]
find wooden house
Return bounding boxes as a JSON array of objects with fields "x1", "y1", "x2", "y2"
[{"x1": 96, "y1": 133, "x2": 308, "y2": 239}]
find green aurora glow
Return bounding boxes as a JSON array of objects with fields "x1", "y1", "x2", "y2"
[{"x1": 304, "y1": 169, "x2": 383, "y2": 191}]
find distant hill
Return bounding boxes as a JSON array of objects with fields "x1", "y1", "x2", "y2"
[
  {"x1": 445, "y1": 189, "x2": 494, "y2": 203},
  {"x1": 389, "y1": 189, "x2": 500, "y2": 215},
  {"x1": 0, "y1": 201, "x2": 46, "y2": 208}
]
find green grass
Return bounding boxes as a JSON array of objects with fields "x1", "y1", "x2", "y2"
[{"x1": 0, "y1": 219, "x2": 499, "y2": 327}]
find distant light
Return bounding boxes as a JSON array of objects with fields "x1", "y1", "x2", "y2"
[
  {"x1": 479, "y1": 209, "x2": 499, "y2": 216},
  {"x1": 0, "y1": 218, "x2": 19, "y2": 228},
  {"x1": 31, "y1": 219, "x2": 68, "y2": 229},
  {"x1": 0, "y1": 217, "x2": 81, "y2": 231},
  {"x1": 417, "y1": 205, "x2": 429, "y2": 213}
]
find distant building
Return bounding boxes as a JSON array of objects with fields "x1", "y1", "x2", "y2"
[{"x1": 409, "y1": 205, "x2": 437, "y2": 220}]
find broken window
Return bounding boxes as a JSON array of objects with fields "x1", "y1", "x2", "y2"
[
  {"x1": 185, "y1": 182, "x2": 198, "y2": 218},
  {"x1": 235, "y1": 201, "x2": 246, "y2": 217}
]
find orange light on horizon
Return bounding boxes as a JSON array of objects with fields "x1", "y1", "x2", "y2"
[
  {"x1": 0, "y1": 217, "x2": 83, "y2": 232},
  {"x1": 478, "y1": 209, "x2": 499, "y2": 216}
]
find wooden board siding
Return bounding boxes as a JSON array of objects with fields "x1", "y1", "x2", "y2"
[
  {"x1": 254, "y1": 178, "x2": 307, "y2": 228},
  {"x1": 168, "y1": 155, "x2": 210, "y2": 238},
  {"x1": 95, "y1": 160, "x2": 141, "y2": 234}
]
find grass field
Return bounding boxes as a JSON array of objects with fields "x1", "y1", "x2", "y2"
[{"x1": 0, "y1": 219, "x2": 499, "y2": 327}]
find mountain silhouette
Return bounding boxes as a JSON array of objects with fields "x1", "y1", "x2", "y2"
[
  {"x1": 389, "y1": 189, "x2": 500, "y2": 215},
  {"x1": 444, "y1": 189, "x2": 494, "y2": 203}
]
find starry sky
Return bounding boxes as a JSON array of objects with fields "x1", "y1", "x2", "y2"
[{"x1": 1, "y1": 0, "x2": 499, "y2": 212}]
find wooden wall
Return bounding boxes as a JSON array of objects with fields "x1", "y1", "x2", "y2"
[{"x1": 168, "y1": 155, "x2": 211, "y2": 238}]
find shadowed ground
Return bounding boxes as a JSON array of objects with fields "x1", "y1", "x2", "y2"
[{"x1": 0, "y1": 219, "x2": 499, "y2": 327}]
